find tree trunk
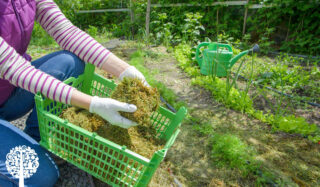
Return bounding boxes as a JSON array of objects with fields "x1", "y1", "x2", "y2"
[{"x1": 242, "y1": 0, "x2": 250, "y2": 36}]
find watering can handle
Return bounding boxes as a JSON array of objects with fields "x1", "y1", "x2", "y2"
[
  {"x1": 214, "y1": 43, "x2": 233, "y2": 52},
  {"x1": 195, "y1": 42, "x2": 210, "y2": 66}
]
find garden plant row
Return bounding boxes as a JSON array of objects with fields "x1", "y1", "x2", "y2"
[{"x1": 174, "y1": 43, "x2": 320, "y2": 143}]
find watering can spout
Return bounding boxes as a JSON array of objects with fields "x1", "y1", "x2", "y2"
[
  {"x1": 229, "y1": 50, "x2": 249, "y2": 67},
  {"x1": 229, "y1": 44, "x2": 260, "y2": 68}
]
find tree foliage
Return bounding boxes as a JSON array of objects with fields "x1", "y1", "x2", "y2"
[{"x1": 52, "y1": 0, "x2": 319, "y2": 55}]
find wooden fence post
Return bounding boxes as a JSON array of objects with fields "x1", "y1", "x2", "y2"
[
  {"x1": 130, "y1": 0, "x2": 135, "y2": 39},
  {"x1": 285, "y1": 15, "x2": 292, "y2": 42},
  {"x1": 146, "y1": 0, "x2": 151, "y2": 40},
  {"x1": 242, "y1": 0, "x2": 249, "y2": 36}
]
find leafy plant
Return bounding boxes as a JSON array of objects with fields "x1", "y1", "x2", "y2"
[
  {"x1": 150, "y1": 13, "x2": 174, "y2": 46},
  {"x1": 274, "y1": 115, "x2": 318, "y2": 136},
  {"x1": 211, "y1": 133, "x2": 257, "y2": 174},
  {"x1": 150, "y1": 11, "x2": 204, "y2": 46},
  {"x1": 86, "y1": 25, "x2": 98, "y2": 38},
  {"x1": 217, "y1": 32, "x2": 236, "y2": 44},
  {"x1": 181, "y1": 12, "x2": 205, "y2": 44}
]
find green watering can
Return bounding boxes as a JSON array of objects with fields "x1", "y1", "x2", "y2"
[{"x1": 195, "y1": 42, "x2": 259, "y2": 77}]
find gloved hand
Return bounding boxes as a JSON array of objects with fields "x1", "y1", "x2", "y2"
[
  {"x1": 89, "y1": 96, "x2": 138, "y2": 128},
  {"x1": 119, "y1": 66, "x2": 150, "y2": 87}
]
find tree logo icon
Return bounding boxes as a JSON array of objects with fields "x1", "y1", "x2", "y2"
[{"x1": 5, "y1": 145, "x2": 39, "y2": 180}]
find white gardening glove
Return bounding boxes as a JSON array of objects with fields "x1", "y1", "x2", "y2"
[
  {"x1": 89, "y1": 96, "x2": 138, "y2": 128},
  {"x1": 119, "y1": 66, "x2": 150, "y2": 87}
]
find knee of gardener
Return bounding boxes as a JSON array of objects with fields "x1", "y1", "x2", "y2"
[
  {"x1": 30, "y1": 169, "x2": 59, "y2": 187},
  {"x1": 59, "y1": 51, "x2": 85, "y2": 78},
  {"x1": 38, "y1": 168, "x2": 59, "y2": 187},
  {"x1": 38, "y1": 51, "x2": 85, "y2": 81},
  {"x1": 26, "y1": 152, "x2": 60, "y2": 187}
]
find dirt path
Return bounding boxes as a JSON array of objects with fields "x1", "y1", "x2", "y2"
[{"x1": 137, "y1": 46, "x2": 320, "y2": 187}]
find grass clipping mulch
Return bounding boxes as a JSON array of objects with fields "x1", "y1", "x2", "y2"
[{"x1": 60, "y1": 78, "x2": 163, "y2": 159}]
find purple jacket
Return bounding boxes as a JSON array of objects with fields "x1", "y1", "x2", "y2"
[{"x1": 0, "y1": 0, "x2": 36, "y2": 106}]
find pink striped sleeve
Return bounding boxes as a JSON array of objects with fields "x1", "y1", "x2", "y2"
[
  {"x1": 0, "y1": 37, "x2": 75, "y2": 104},
  {"x1": 65, "y1": 31, "x2": 86, "y2": 50},
  {"x1": 80, "y1": 41, "x2": 97, "y2": 61},
  {"x1": 40, "y1": 75, "x2": 50, "y2": 93},
  {"x1": 46, "y1": 79, "x2": 55, "y2": 98},
  {"x1": 3, "y1": 54, "x2": 20, "y2": 78},
  {"x1": 21, "y1": 68, "x2": 35, "y2": 88},
  {"x1": 33, "y1": 72, "x2": 45, "y2": 93},
  {"x1": 0, "y1": 48, "x2": 14, "y2": 66},
  {"x1": 35, "y1": 0, "x2": 112, "y2": 68},
  {"x1": 70, "y1": 35, "x2": 90, "y2": 53},
  {"x1": 65, "y1": 86, "x2": 73, "y2": 104},
  {"x1": 59, "y1": 84, "x2": 67, "y2": 103},
  {"x1": 92, "y1": 49, "x2": 107, "y2": 66},
  {"x1": 28, "y1": 69, "x2": 40, "y2": 91},
  {"x1": 45, "y1": 14, "x2": 63, "y2": 30},
  {"x1": 16, "y1": 66, "x2": 32, "y2": 87},
  {"x1": 87, "y1": 45, "x2": 102, "y2": 63},
  {"x1": 42, "y1": 11, "x2": 61, "y2": 27},
  {"x1": 8, "y1": 59, "x2": 28, "y2": 81},
  {"x1": 97, "y1": 51, "x2": 111, "y2": 67},
  {"x1": 57, "y1": 27, "x2": 77, "y2": 45},
  {"x1": 52, "y1": 81, "x2": 62, "y2": 101},
  {"x1": 46, "y1": 17, "x2": 66, "y2": 31},
  {"x1": 77, "y1": 38, "x2": 94, "y2": 57}
]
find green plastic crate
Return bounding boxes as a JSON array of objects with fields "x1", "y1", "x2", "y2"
[{"x1": 35, "y1": 64, "x2": 187, "y2": 187}]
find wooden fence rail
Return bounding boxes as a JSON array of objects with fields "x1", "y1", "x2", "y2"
[
  {"x1": 75, "y1": 1, "x2": 274, "y2": 40},
  {"x1": 77, "y1": 8, "x2": 130, "y2": 13},
  {"x1": 76, "y1": 1, "x2": 272, "y2": 13},
  {"x1": 150, "y1": 1, "x2": 272, "y2": 9}
]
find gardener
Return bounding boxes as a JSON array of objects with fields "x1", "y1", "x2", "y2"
[{"x1": 0, "y1": 0, "x2": 148, "y2": 186}]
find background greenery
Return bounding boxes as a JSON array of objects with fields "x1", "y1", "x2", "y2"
[{"x1": 29, "y1": 0, "x2": 319, "y2": 56}]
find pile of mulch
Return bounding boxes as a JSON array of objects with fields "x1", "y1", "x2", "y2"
[{"x1": 60, "y1": 78, "x2": 163, "y2": 159}]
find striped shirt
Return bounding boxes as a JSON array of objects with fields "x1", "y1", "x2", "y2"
[{"x1": 0, "y1": 0, "x2": 112, "y2": 104}]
